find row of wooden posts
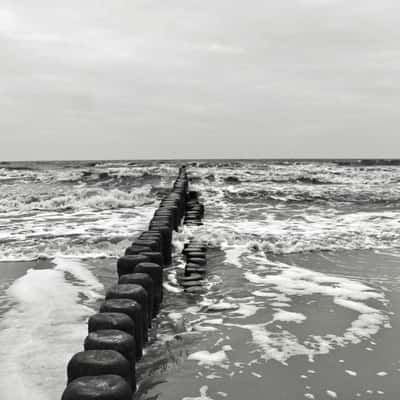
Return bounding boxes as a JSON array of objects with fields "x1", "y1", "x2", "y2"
[
  {"x1": 177, "y1": 191, "x2": 208, "y2": 292},
  {"x1": 61, "y1": 166, "x2": 194, "y2": 400}
]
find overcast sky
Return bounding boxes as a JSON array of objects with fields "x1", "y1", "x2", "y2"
[{"x1": 1, "y1": 0, "x2": 399, "y2": 160}]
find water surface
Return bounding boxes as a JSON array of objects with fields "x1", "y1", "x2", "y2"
[{"x1": 0, "y1": 160, "x2": 399, "y2": 399}]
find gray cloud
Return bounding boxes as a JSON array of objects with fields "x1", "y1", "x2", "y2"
[{"x1": 1, "y1": 0, "x2": 399, "y2": 160}]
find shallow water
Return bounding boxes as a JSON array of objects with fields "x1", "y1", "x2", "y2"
[{"x1": 0, "y1": 160, "x2": 400, "y2": 399}]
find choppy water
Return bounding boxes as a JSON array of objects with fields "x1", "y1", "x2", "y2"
[{"x1": 0, "y1": 160, "x2": 400, "y2": 399}]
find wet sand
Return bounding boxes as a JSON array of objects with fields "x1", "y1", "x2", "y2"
[
  {"x1": 135, "y1": 249, "x2": 400, "y2": 400},
  {"x1": 0, "y1": 249, "x2": 399, "y2": 399}
]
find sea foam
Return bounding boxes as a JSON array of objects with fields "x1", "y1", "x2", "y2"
[{"x1": 0, "y1": 258, "x2": 103, "y2": 400}]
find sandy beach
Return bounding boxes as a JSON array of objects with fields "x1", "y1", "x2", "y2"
[
  {"x1": 136, "y1": 249, "x2": 399, "y2": 400},
  {"x1": 1, "y1": 248, "x2": 399, "y2": 399}
]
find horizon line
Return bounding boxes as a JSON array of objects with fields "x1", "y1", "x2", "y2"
[{"x1": 1, "y1": 157, "x2": 400, "y2": 163}]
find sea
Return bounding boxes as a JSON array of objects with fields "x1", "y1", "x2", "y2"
[{"x1": 0, "y1": 159, "x2": 399, "y2": 400}]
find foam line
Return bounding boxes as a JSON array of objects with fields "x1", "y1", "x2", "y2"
[{"x1": 0, "y1": 258, "x2": 103, "y2": 400}]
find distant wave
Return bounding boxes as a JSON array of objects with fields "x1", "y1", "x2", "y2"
[
  {"x1": 222, "y1": 187, "x2": 400, "y2": 205},
  {"x1": 0, "y1": 186, "x2": 155, "y2": 213},
  {"x1": 334, "y1": 159, "x2": 400, "y2": 167},
  {"x1": 2, "y1": 159, "x2": 400, "y2": 260}
]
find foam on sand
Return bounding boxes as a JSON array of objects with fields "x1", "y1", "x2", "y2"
[
  {"x1": 218, "y1": 255, "x2": 391, "y2": 365},
  {"x1": 188, "y1": 350, "x2": 229, "y2": 368},
  {"x1": 180, "y1": 249, "x2": 389, "y2": 367},
  {"x1": 0, "y1": 258, "x2": 103, "y2": 400},
  {"x1": 273, "y1": 310, "x2": 307, "y2": 324},
  {"x1": 326, "y1": 390, "x2": 337, "y2": 398},
  {"x1": 345, "y1": 370, "x2": 357, "y2": 376},
  {"x1": 232, "y1": 303, "x2": 259, "y2": 318},
  {"x1": 182, "y1": 385, "x2": 215, "y2": 400},
  {"x1": 239, "y1": 323, "x2": 315, "y2": 364},
  {"x1": 377, "y1": 371, "x2": 388, "y2": 376}
]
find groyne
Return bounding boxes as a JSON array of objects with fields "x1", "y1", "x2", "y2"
[
  {"x1": 61, "y1": 165, "x2": 205, "y2": 399},
  {"x1": 177, "y1": 189, "x2": 207, "y2": 293}
]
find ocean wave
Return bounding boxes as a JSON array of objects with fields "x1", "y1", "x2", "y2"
[
  {"x1": 53, "y1": 168, "x2": 163, "y2": 185},
  {"x1": 0, "y1": 185, "x2": 155, "y2": 213},
  {"x1": 221, "y1": 186, "x2": 400, "y2": 205},
  {"x1": 176, "y1": 209, "x2": 400, "y2": 255},
  {"x1": 0, "y1": 199, "x2": 155, "y2": 261},
  {"x1": 0, "y1": 161, "x2": 175, "y2": 188},
  {"x1": 0, "y1": 234, "x2": 135, "y2": 262},
  {"x1": 2, "y1": 160, "x2": 400, "y2": 259},
  {"x1": 335, "y1": 159, "x2": 400, "y2": 167}
]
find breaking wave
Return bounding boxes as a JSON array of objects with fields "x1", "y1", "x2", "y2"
[{"x1": 3, "y1": 159, "x2": 400, "y2": 259}]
